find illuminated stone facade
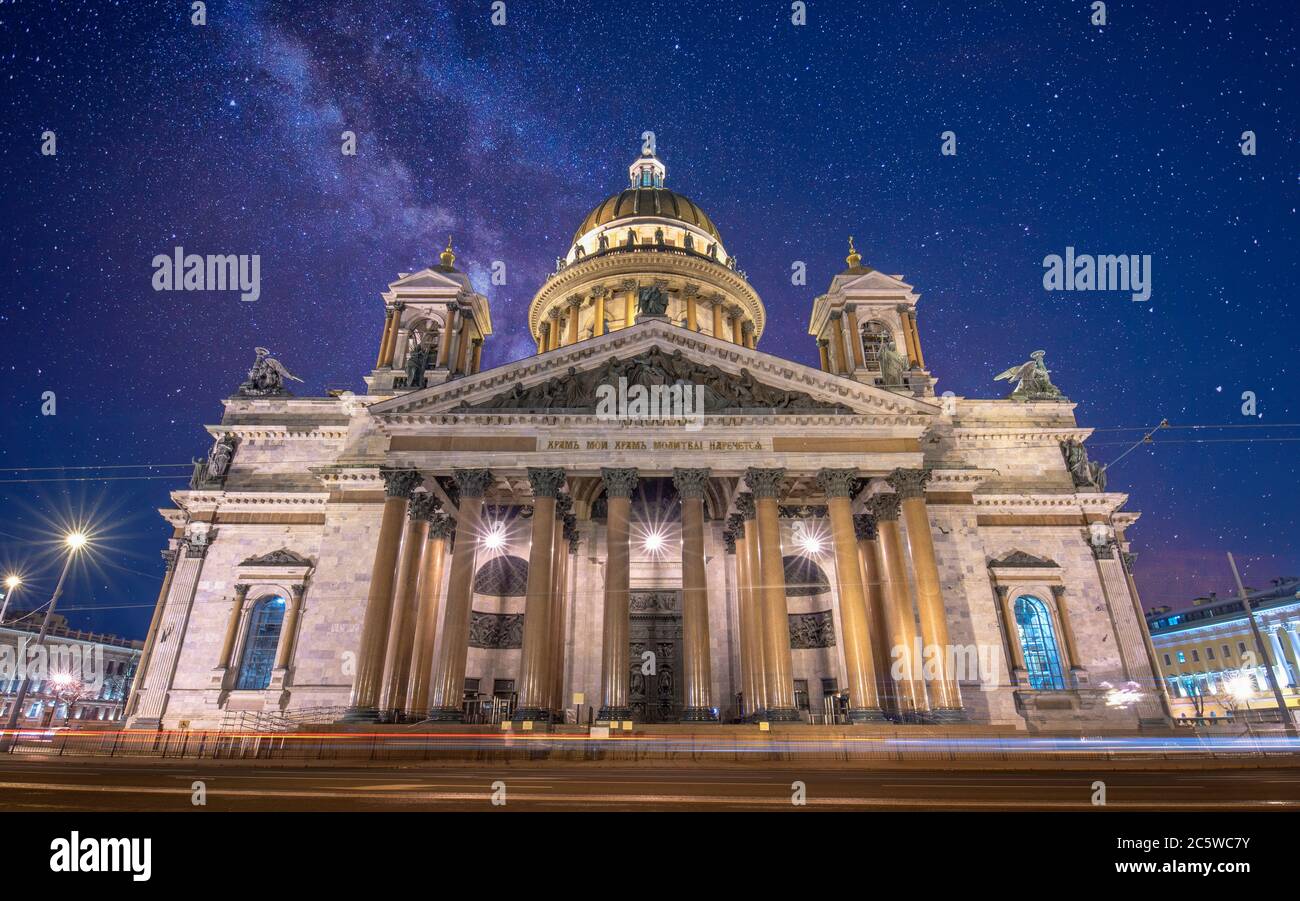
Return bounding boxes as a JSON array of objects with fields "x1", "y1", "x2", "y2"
[{"x1": 127, "y1": 150, "x2": 1164, "y2": 731}]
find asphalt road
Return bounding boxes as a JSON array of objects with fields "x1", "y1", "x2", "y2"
[{"x1": 0, "y1": 757, "x2": 1297, "y2": 811}]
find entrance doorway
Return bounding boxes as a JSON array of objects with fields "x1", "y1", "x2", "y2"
[{"x1": 628, "y1": 590, "x2": 683, "y2": 723}]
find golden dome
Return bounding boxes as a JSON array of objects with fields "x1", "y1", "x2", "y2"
[{"x1": 572, "y1": 187, "x2": 721, "y2": 245}]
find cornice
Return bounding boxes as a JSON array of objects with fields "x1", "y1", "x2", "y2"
[
  {"x1": 376, "y1": 411, "x2": 930, "y2": 432},
  {"x1": 207, "y1": 424, "x2": 351, "y2": 441},
  {"x1": 972, "y1": 491, "x2": 1132, "y2": 516},
  {"x1": 950, "y1": 426, "x2": 1092, "y2": 446},
  {"x1": 528, "y1": 251, "x2": 765, "y2": 337},
  {"x1": 168, "y1": 489, "x2": 331, "y2": 511}
]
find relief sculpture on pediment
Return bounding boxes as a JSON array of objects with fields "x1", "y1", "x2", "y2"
[{"x1": 459, "y1": 346, "x2": 848, "y2": 413}]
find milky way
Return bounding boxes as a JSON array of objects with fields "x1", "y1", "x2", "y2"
[{"x1": 1, "y1": 0, "x2": 1296, "y2": 636}]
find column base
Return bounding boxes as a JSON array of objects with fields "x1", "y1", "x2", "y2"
[
  {"x1": 596, "y1": 706, "x2": 632, "y2": 722},
  {"x1": 340, "y1": 706, "x2": 382, "y2": 723},
  {"x1": 425, "y1": 706, "x2": 465, "y2": 723},
  {"x1": 847, "y1": 708, "x2": 889, "y2": 724},
  {"x1": 762, "y1": 707, "x2": 802, "y2": 722},
  {"x1": 927, "y1": 707, "x2": 968, "y2": 724},
  {"x1": 511, "y1": 707, "x2": 553, "y2": 723},
  {"x1": 680, "y1": 706, "x2": 720, "y2": 722}
]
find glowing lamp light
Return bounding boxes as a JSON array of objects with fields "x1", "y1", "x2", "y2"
[
  {"x1": 643, "y1": 531, "x2": 665, "y2": 553},
  {"x1": 1227, "y1": 675, "x2": 1254, "y2": 702},
  {"x1": 2, "y1": 575, "x2": 20, "y2": 590},
  {"x1": 65, "y1": 532, "x2": 88, "y2": 551},
  {"x1": 1101, "y1": 680, "x2": 1143, "y2": 708},
  {"x1": 798, "y1": 534, "x2": 824, "y2": 556},
  {"x1": 482, "y1": 523, "x2": 507, "y2": 551}
]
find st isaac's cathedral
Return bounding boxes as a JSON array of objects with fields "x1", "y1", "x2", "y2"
[{"x1": 126, "y1": 149, "x2": 1166, "y2": 732}]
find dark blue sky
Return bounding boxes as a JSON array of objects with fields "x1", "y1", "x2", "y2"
[{"x1": 1, "y1": 0, "x2": 1296, "y2": 638}]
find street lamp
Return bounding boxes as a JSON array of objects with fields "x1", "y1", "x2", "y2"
[
  {"x1": 1, "y1": 532, "x2": 88, "y2": 744},
  {"x1": 0, "y1": 574, "x2": 21, "y2": 624},
  {"x1": 1227, "y1": 673, "x2": 1256, "y2": 738}
]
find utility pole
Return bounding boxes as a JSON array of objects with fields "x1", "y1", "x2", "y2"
[
  {"x1": 1228, "y1": 552, "x2": 1297, "y2": 738},
  {"x1": 1, "y1": 538, "x2": 83, "y2": 748}
]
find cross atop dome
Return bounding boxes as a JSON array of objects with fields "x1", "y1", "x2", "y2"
[{"x1": 629, "y1": 147, "x2": 666, "y2": 188}]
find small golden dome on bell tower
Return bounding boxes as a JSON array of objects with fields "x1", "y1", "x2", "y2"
[
  {"x1": 845, "y1": 236, "x2": 862, "y2": 270},
  {"x1": 439, "y1": 236, "x2": 456, "y2": 269}
]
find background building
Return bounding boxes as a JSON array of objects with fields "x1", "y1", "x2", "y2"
[
  {"x1": 0, "y1": 613, "x2": 141, "y2": 726},
  {"x1": 1147, "y1": 577, "x2": 1300, "y2": 723}
]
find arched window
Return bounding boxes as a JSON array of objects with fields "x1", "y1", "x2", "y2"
[
  {"x1": 1014, "y1": 594, "x2": 1066, "y2": 690},
  {"x1": 236, "y1": 595, "x2": 286, "y2": 690},
  {"x1": 860, "y1": 320, "x2": 892, "y2": 371}
]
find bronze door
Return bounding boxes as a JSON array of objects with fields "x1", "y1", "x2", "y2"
[{"x1": 628, "y1": 591, "x2": 682, "y2": 723}]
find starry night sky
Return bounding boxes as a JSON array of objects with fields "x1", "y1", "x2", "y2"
[{"x1": 1, "y1": 0, "x2": 1296, "y2": 639}]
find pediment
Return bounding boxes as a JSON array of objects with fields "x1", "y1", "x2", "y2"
[
  {"x1": 370, "y1": 319, "x2": 939, "y2": 419},
  {"x1": 988, "y1": 550, "x2": 1059, "y2": 569},
  {"x1": 240, "y1": 548, "x2": 314, "y2": 567},
  {"x1": 387, "y1": 267, "x2": 471, "y2": 293},
  {"x1": 828, "y1": 268, "x2": 915, "y2": 296}
]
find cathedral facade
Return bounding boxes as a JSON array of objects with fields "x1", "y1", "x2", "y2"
[{"x1": 126, "y1": 150, "x2": 1165, "y2": 731}]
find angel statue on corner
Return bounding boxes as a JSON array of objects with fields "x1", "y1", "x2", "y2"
[
  {"x1": 237, "y1": 347, "x2": 304, "y2": 397},
  {"x1": 994, "y1": 350, "x2": 1065, "y2": 401}
]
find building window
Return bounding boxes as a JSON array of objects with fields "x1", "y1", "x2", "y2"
[
  {"x1": 1177, "y1": 651, "x2": 1186, "y2": 664},
  {"x1": 860, "y1": 320, "x2": 892, "y2": 371},
  {"x1": 1239, "y1": 641, "x2": 1248, "y2": 655},
  {"x1": 235, "y1": 595, "x2": 286, "y2": 690},
  {"x1": 1191, "y1": 649, "x2": 1200, "y2": 662},
  {"x1": 1163, "y1": 653, "x2": 1171, "y2": 666},
  {"x1": 1223, "y1": 644, "x2": 1232, "y2": 658},
  {"x1": 1206, "y1": 646, "x2": 1215, "y2": 660},
  {"x1": 1014, "y1": 595, "x2": 1066, "y2": 691}
]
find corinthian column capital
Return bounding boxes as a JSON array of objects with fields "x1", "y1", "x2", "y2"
[
  {"x1": 816, "y1": 467, "x2": 860, "y2": 498},
  {"x1": 743, "y1": 467, "x2": 786, "y2": 499},
  {"x1": 867, "y1": 493, "x2": 901, "y2": 522},
  {"x1": 408, "y1": 490, "x2": 440, "y2": 522},
  {"x1": 852, "y1": 512, "x2": 878, "y2": 541},
  {"x1": 601, "y1": 467, "x2": 639, "y2": 499},
  {"x1": 527, "y1": 467, "x2": 567, "y2": 498},
  {"x1": 453, "y1": 468, "x2": 494, "y2": 498},
  {"x1": 735, "y1": 491, "x2": 756, "y2": 520},
  {"x1": 887, "y1": 467, "x2": 932, "y2": 499},
  {"x1": 672, "y1": 467, "x2": 711, "y2": 499},
  {"x1": 429, "y1": 513, "x2": 456, "y2": 541},
  {"x1": 554, "y1": 492, "x2": 574, "y2": 519},
  {"x1": 380, "y1": 467, "x2": 423, "y2": 499},
  {"x1": 726, "y1": 512, "x2": 746, "y2": 537}
]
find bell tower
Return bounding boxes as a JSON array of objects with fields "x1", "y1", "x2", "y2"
[
  {"x1": 808, "y1": 238, "x2": 933, "y2": 396},
  {"x1": 366, "y1": 238, "x2": 493, "y2": 395}
]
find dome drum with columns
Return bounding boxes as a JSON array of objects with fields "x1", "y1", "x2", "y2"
[
  {"x1": 530, "y1": 149, "x2": 763, "y2": 353},
  {"x1": 125, "y1": 145, "x2": 1166, "y2": 734}
]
